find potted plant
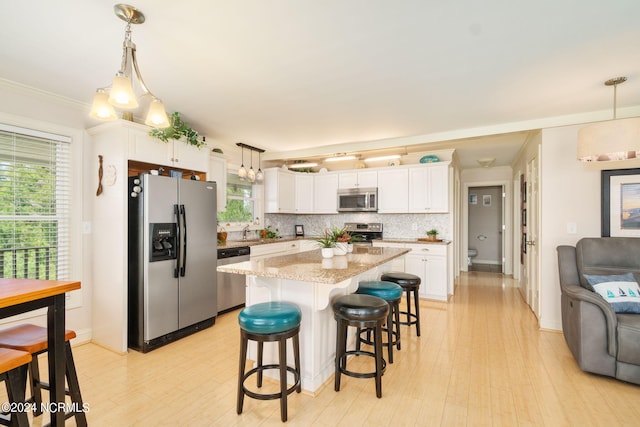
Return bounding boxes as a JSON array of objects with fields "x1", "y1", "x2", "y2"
[
  {"x1": 148, "y1": 112, "x2": 205, "y2": 148},
  {"x1": 426, "y1": 229, "x2": 438, "y2": 241},
  {"x1": 330, "y1": 226, "x2": 351, "y2": 255},
  {"x1": 315, "y1": 232, "x2": 335, "y2": 258}
]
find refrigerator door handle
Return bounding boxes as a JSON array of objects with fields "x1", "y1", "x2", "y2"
[
  {"x1": 180, "y1": 204, "x2": 187, "y2": 277},
  {"x1": 174, "y1": 204, "x2": 181, "y2": 278}
]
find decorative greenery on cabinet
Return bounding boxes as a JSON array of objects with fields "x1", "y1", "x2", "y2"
[{"x1": 149, "y1": 112, "x2": 204, "y2": 148}]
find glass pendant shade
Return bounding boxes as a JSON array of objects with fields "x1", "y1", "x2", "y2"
[
  {"x1": 256, "y1": 168, "x2": 264, "y2": 183},
  {"x1": 247, "y1": 167, "x2": 256, "y2": 183},
  {"x1": 89, "y1": 90, "x2": 117, "y2": 121},
  {"x1": 238, "y1": 165, "x2": 247, "y2": 179},
  {"x1": 144, "y1": 98, "x2": 170, "y2": 128},
  {"x1": 108, "y1": 73, "x2": 138, "y2": 108}
]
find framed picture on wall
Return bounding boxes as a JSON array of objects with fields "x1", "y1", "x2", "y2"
[
  {"x1": 469, "y1": 194, "x2": 478, "y2": 204},
  {"x1": 295, "y1": 224, "x2": 304, "y2": 237},
  {"x1": 483, "y1": 195, "x2": 492, "y2": 206},
  {"x1": 602, "y1": 168, "x2": 640, "y2": 237}
]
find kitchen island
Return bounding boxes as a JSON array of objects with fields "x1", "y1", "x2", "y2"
[{"x1": 217, "y1": 245, "x2": 409, "y2": 393}]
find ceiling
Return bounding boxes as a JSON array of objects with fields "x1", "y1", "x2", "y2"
[{"x1": 2, "y1": 1, "x2": 640, "y2": 169}]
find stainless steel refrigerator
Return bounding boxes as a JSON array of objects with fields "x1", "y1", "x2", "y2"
[{"x1": 128, "y1": 174, "x2": 217, "y2": 352}]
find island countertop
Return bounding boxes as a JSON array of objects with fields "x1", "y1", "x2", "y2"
[{"x1": 217, "y1": 246, "x2": 409, "y2": 284}]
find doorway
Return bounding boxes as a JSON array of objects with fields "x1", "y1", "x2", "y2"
[{"x1": 467, "y1": 185, "x2": 503, "y2": 273}]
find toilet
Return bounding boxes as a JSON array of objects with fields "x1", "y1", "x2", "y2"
[{"x1": 468, "y1": 248, "x2": 478, "y2": 266}]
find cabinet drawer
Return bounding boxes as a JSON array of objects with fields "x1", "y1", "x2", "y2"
[{"x1": 405, "y1": 244, "x2": 447, "y2": 256}]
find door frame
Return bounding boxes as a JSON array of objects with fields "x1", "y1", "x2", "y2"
[{"x1": 461, "y1": 180, "x2": 512, "y2": 275}]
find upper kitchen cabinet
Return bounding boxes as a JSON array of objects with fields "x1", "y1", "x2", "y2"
[
  {"x1": 377, "y1": 167, "x2": 409, "y2": 213},
  {"x1": 338, "y1": 169, "x2": 377, "y2": 189},
  {"x1": 128, "y1": 127, "x2": 208, "y2": 173},
  {"x1": 264, "y1": 168, "x2": 295, "y2": 213},
  {"x1": 408, "y1": 163, "x2": 450, "y2": 213},
  {"x1": 208, "y1": 153, "x2": 227, "y2": 212},
  {"x1": 313, "y1": 172, "x2": 339, "y2": 214},
  {"x1": 294, "y1": 173, "x2": 314, "y2": 213}
]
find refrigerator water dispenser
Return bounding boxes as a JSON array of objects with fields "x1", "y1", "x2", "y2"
[{"x1": 149, "y1": 223, "x2": 177, "y2": 262}]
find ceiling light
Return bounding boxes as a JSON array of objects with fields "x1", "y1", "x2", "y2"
[
  {"x1": 288, "y1": 162, "x2": 318, "y2": 169},
  {"x1": 325, "y1": 154, "x2": 357, "y2": 162},
  {"x1": 364, "y1": 154, "x2": 401, "y2": 163},
  {"x1": 256, "y1": 152, "x2": 264, "y2": 183},
  {"x1": 477, "y1": 158, "x2": 496, "y2": 168},
  {"x1": 89, "y1": 4, "x2": 170, "y2": 128},
  {"x1": 236, "y1": 142, "x2": 265, "y2": 183},
  {"x1": 577, "y1": 77, "x2": 640, "y2": 162}
]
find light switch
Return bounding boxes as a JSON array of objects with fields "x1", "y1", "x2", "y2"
[
  {"x1": 83, "y1": 221, "x2": 92, "y2": 234},
  {"x1": 567, "y1": 222, "x2": 577, "y2": 234}
]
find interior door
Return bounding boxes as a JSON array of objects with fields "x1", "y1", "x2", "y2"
[{"x1": 526, "y1": 153, "x2": 540, "y2": 319}]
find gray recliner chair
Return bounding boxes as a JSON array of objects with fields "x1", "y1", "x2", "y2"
[{"x1": 557, "y1": 237, "x2": 640, "y2": 385}]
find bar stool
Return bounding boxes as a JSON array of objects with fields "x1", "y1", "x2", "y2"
[
  {"x1": 356, "y1": 280, "x2": 403, "y2": 363},
  {"x1": 0, "y1": 348, "x2": 31, "y2": 427},
  {"x1": 0, "y1": 324, "x2": 86, "y2": 426},
  {"x1": 237, "y1": 301, "x2": 302, "y2": 422},
  {"x1": 333, "y1": 293, "x2": 389, "y2": 398},
  {"x1": 381, "y1": 272, "x2": 422, "y2": 336}
]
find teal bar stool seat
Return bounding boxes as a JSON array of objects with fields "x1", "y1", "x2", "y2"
[
  {"x1": 237, "y1": 301, "x2": 302, "y2": 422},
  {"x1": 357, "y1": 280, "x2": 403, "y2": 363},
  {"x1": 381, "y1": 272, "x2": 422, "y2": 336}
]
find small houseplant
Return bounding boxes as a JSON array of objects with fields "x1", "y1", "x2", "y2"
[
  {"x1": 426, "y1": 229, "x2": 438, "y2": 241},
  {"x1": 330, "y1": 226, "x2": 351, "y2": 255},
  {"x1": 315, "y1": 232, "x2": 335, "y2": 258},
  {"x1": 260, "y1": 225, "x2": 280, "y2": 239},
  {"x1": 149, "y1": 112, "x2": 205, "y2": 148}
]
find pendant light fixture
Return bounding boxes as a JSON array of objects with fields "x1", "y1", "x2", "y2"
[
  {"x1": 577, "y1": 76, "x2": 640, "y2": 162},
  {"x1": 247, "y1": 149, "x2": 256, "y2": 183},
  {"x1": 256, "y1": 152, "x2": 264, "y2": 183},
  {"x1": 89, "y1": 4, "x2": 170, "y2": 128},
  {"x1": 236, "y1": 143, "x2": 265, "y2": 184},
  {"x1": 238, "y1": 144, "x2": 247, "y2": 180}
]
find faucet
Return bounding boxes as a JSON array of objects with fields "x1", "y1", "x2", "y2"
[{"x1": 242, "y1": 224, "x2": 250, "y2": 240}]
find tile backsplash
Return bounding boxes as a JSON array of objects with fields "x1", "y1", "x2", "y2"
[{"x1": 264, "y1": 213, "x2": 450, "y2": 239}]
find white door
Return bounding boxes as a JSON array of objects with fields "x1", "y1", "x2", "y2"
[{"x1": 526, "y1": 154, "x2": 540, "y2": 319}]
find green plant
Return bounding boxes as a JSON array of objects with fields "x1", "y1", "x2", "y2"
[
  {"x1": 329, "y1": 226, "x2": 351, "y2": 243},
  {"x1": 264, "y1": 225, "x2": 280, "y2": 239},
  {"x1": 149, "y1": 112, "x2": 204, "y2": 148},
  {"x1": 427, "y1": 229, "x2": 438, "y2": 236},
  {"x1": 315, "y1": 232, "x2": 336, "y2": 249}
]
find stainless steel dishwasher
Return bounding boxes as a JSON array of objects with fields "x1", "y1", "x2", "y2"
[{"x1": 217, "y1": 246, "x2": 250, "y2": 313}]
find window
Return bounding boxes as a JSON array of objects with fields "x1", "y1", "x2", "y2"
[
  {"x1": 217, "y1": 172, "x2": 261, "y2": 226},
  {"x1": 0, "y1": 126, "x2": 71, "y2": 280}
]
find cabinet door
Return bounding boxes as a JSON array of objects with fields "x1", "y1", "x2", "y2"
[
  {"x1": 313, "y1": 173, "x2": 339, "y2": 213},
  {"x1": 208, "y1": 155, "x2": 227, "y2": 212},
  {"x1": 404, "y1": 253, "x2": 426, "y2": 289},
  {"x1": 428, "y1": 165, "x2": 449, "y2": 212},
  {"x1": 357, "y1": 170, "x2": 378, "y2": 188},
  {"x1": 378, "y1": 168, "x2": 408, "y2": 213},
  {"x1": 408, "y1": 167, "x2": 429, "y2": 212},
  {"x1": 424, "y1": 255, "x2": 447, "y2": 300},
  {"x1": 338, "y1": 172, "x2": 358, "y2": 189},
  {"x1": 173, "y1": 141, "x2": 208, "y2": 172},
  {"x1": 128, "y1": 129, "x2": 172, "y2": 165},
  {"x1": 264, "y1": 168, "x2": 295, "y2": 213},
  {"x1": 295, "y1": 174, "x2": 314, "y2": 213}
]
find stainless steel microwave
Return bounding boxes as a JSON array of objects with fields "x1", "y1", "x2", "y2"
[{"x1": 337, "y1": 187, "x2": 378, "y2": 212}]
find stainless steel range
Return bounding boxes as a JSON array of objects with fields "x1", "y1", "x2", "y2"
[{"x1": 344, "y1": 222, "x2": 383, "y2": 246}]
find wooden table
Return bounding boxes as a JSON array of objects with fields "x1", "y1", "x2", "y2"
[{"x1": 0, "y1": 279, "x2": 81, "y2": 426}]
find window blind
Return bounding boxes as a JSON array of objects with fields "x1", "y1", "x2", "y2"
[{"x1": 0, "y1": 127, "x2": 71, "y2": 280}]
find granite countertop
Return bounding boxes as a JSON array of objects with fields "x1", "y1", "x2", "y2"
[
  {"x1": 216, "y1": 246, "x2": 410, "y2": 284},
  {"x1": 373, "y1": 238, "x2": 451, "y2": 245},
  {"x1": 218, "y1": 236, "x2": 307, "y2": 249}
]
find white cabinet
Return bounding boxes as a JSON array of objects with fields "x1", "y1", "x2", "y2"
[
  {"x1": 372, "y1": 241, "x2": 406, "y2": 271},
  {"x1": 377, "y1": 167, "x2": 408, "y2": 213},
  {"x1": 408, "y1": 164, "x2": 449, "y2": 213},
  {"x1": 299, "y1": 239, "x2": 319, "y2": 252},
  {"x1": 128, "y1": 128, "x2": 208, "y2": 172},
  {"x1": 338, "y1": 170, "x2": 377, "y2": 189},
  {"x1": 250, "y1": 240, "x2": 299, "y2": 260},
  {"x1": 294, "y1": 173, "x2": 314, "y2": 213},
  {"x1": 208, "y1": 154, "x2": 227, "y2": 212},
  {"x1": 313, "y1": 173, "x2": 339, "y2": 214},
  {"x1": 264, "y1": 168, "x2": 295, "y2": 213},
  {"x1": 404, "y1": 244, "x2": 448, "y2": 301}
]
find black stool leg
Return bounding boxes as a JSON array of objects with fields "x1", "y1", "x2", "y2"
[
  {"x1": 278, "y1": 335, "x2": 288, "y2": 422},
  {"x1": 393, "y1": 300, "x2": 401, "y2": 351},
  {"x1": 237, "y1": 332, "x2": 248, "y2": 415},
  {"x1": 29, "y1": 354, "x2": 43, "y2": 416},
  {"x1": 64, "y1": 342, "x2": 87, "y2": 427},
  {"x1": 5, "y1": 365, "x2": 29, "y2": 427},
  {"x1": 334, "y1": 319, "x2": 345, "y2": 392},
  {"x1": 414, "y1": 288, "x2": 421, "y2": 336},
  {"x1": 386, "y1": 308, "x2": 394, "y2": 363},
  {"x1": 373, "y1": 320, "x2": 384, "y2": 398},
  {"x1": 293, "y1": 333, "x2": 301, "y2": 393},
  {"x1": 257, "y1": 341, "x2": 264, "y2": 388}
]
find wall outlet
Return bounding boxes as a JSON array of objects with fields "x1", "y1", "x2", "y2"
[
  {"x1": 82, "y1": 221, "x2": 92, "y2": 234},
  {"x1": 567, "y1": 222, "x2": 577, "y2": 234}
]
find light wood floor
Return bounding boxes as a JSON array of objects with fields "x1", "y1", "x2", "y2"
[{"x1": 11, "y1": 272, "x2": 640, "y2": 426}]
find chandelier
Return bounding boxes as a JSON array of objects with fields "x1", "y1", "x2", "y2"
[{"x1": 89, "y1": 4, "x2": 170, "y2": 128}]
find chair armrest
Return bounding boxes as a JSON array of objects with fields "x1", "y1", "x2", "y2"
[{"x1": 562, "y1": 283, "x2": 618, "y2": 356}]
